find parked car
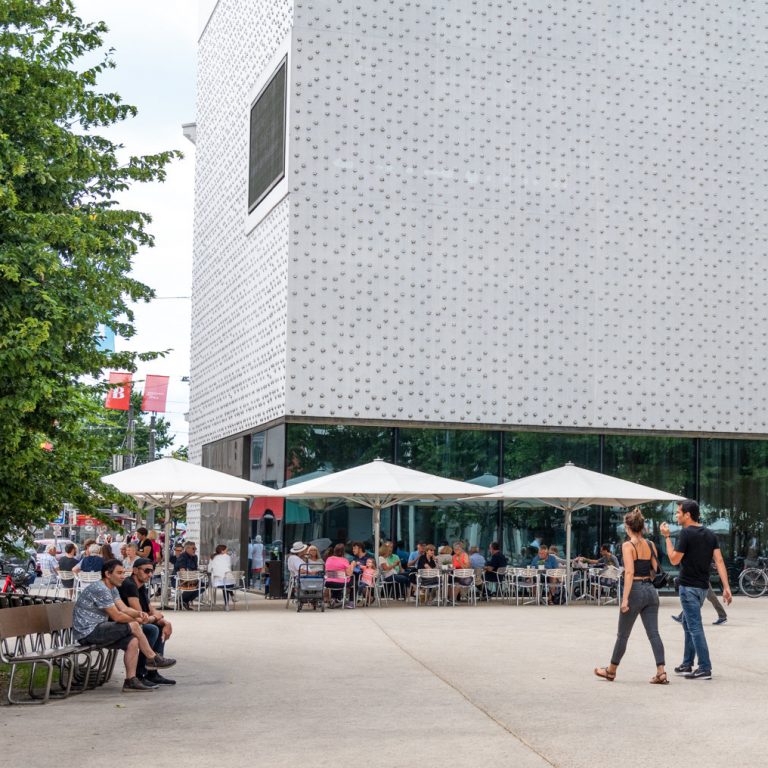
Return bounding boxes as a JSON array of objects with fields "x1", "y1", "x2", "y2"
[
  {"x1": 0, "y1": 539, "x2": 37, "y2": 577},
  {"x1": 33, "y1": 538, "x2": 76, "y2": 575}
]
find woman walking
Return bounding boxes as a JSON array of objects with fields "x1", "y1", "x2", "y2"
[{"x1": 595, "y1": 508, "x2": 669, "y2": 684}]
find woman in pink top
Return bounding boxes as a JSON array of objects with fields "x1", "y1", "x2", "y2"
[{"x1": 324, "y1": 543, "x2": 354, "y2": 608}]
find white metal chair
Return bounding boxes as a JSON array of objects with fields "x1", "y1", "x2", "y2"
[
  {"x1": 175, "y1": 569, "x2": 205, "y2": 611},
  {"x1": 38, "y1": 569, "x2": 58, "y2": 598},
  {"x1": 485, "y1": 566, "x2": 507, "y2": 600},
  {"x1": 543, "y1": 568, "x2": 568, "y2": 605},
  {"x1": 74, "y1": 570, "x2": 101, "y2": 597},
  {"x1": 226, "y1": 570, "x2": 248, "y2": 610},
  {"x1": 447, "y1": 568, "x2": 477, "y2": 606},
  {"x1": 513, "y1": 568, "x2": 540, "y2": 605},
  {"x1": 324, "y1": 570, "x2": 350, "y2": 608},
  {"x1": 284, "y1": 573, "x2": 297, "y2": 609},
  {"x1": 596, "y1": 566, "x2": 623, "y2": 606},
  {"x1": 415, "y1": 568, "x2": 441, "y2": 606},
  {"x1": 57, "y1": 571, "x2": 75, "y2": 600}
]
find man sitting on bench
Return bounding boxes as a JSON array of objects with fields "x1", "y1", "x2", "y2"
[
  {"x1": 118, "y1": 557, "x2": 176, "y2": 687},
  {"x1": 72, "y1": 559, "x2": 176, "y2": 693}
]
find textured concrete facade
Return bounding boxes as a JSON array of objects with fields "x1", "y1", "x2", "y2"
[{"x1": 190, "y1": 0, "x2": 768, "y2": 462}]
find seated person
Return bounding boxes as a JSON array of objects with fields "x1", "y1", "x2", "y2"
[
  {"x1": 173, "y1": 541, "x2": 201, "y2": 610},
  {"x1": 304, "y1": 545, "x2": 325, "y2": 574},
  {"x1": 378, "y1": 542, "x2": 410, "y2": 598},
  {"x1": 118, "y1": 558, "x2": 175, "y2": 686},
  {"x1": 358, "y1": 557, "x2": 377, "y2": 605},
  {"x1": 407, "y1": 542, "x2": 426, "y2": 571},
  {"x1": 414, "y1": 544, "x2": 440, "y2": 601},
  {"x1": 72, "y1": 559, "x2": 175, "y2": 693},
  {"x1": 531, "y1": 545, "x2": 560, "y2": 569},
  {"x1": 436, "y1": 544, "x2": 454, "y2": 567},
  {"x1": 577, "y1": 544, "x2": 619, "y2": 568},
  {"x1": 73, "y1": 543, "x2": 105, "y2": 574},
  {"x1": 324, "y1": 543, "x2": 354, "y2": 608},
  {"x1": 484, "y1": 541, "x2": 508, "y2": 594},
  {"x1": 287, "y1": 542, "x2": 308, "y2": 577},
  {"x1": 468, "y1": 546, "x2": 486, "y2": 569},
  {"x1": 548, "y1": 545, "x2": 568, "y2": 567},
  {"x1": 450, "y1": 541, "x2": 473, "y2": 601}
]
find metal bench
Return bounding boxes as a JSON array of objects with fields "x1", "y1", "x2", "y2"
[{"x1": 0, "y1": 602, "x2": 117, "y2": 704}]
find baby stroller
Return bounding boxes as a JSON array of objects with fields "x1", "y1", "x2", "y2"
[{"x1": 296, "y1": 563, "x2": 325, "y2": 612}]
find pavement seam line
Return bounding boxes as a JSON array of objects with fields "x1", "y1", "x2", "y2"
[{"x1": 365, "y1": 614, "x2": 560, "y2": 768}]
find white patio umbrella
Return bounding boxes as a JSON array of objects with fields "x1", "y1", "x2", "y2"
[
  {"x1": 277, "y1": 459, "x2": 493, "y2": 568},
  {"x1": 474, "y1": 462, "x2": 686, "y2": 590},
  {"x1": 102, "y1": 457, "x2": 281, "y2": 607}
]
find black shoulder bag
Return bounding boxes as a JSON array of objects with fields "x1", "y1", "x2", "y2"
[{"x1": 648, "y1": 539, "x2": 668, "y2": 589}]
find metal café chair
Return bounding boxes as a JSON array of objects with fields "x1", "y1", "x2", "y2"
[
  {"x1": 414, "y1": 568, "x2": 441, "y2": 606},
  {"x1": 513, "y1": 568, "x2": 540, "y2": 605}
]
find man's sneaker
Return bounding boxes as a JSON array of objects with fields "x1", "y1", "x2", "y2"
[
  {"x1": 138, "y1": 676, "x2": 159, "y2": 689},
  {"x1": 671, "y1": 614, "x2": 683, "y2": 624},
  {"x1": 684, "y1": 668, "x2": 712, "y2": 680},
  {"x1": 146, "y1": 654, "x2": 177, "y2": 670},
  {"x1": 344, "y1": 601, "x2": 356, "y2": 609},
  {"x1": 146, "y1": 672, "x2": 176, "y2": 686},
  {"x1": 673, "y1": 664, "x2": 693, "y2": 675},
  {"x1": 712, "y1": 616, "x2": 728, "y2": 626},
  {"x1": 123, "y1": 676, "x2": 155, "y2": 692}
]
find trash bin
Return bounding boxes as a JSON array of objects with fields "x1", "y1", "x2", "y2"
[{"x1": 265, "y1": 559, "x2": 283, "y2": 599}]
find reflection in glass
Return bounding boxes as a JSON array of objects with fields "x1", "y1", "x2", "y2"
[{"x1": 700, "y1": 439, "x2": 768, "y2": 564}]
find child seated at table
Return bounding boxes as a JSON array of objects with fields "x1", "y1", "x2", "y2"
[{"x1": 359, "y1": 557, "x2": 377, "y2": 605}]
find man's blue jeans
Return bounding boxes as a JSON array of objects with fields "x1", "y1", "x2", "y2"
[
  {"x1": 680, "y1": 585, "x2": 711, "y2": 671},
  {"x1": 137, "y1": 623, "x2": 165, "y2": 678}
]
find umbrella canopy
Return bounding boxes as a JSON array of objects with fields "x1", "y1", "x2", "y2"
[
  {"x1": 102, "y1": 457, "x2": 280, "y2": 606},
  {"x1": 474, "y1": 462, "x2": 687, "y2": 592},
  {"x1": 278, "y1": 459, "x2": 491, "y2": 567},
  {"x1": 102, "y1": 457, "x2": 281, "y2": 507}
]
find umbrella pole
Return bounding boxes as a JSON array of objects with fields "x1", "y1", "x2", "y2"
[
  {"x1": 565, "y1": 507, "x2": 572, "y2": 603},
  {"x1": 161, "y1": 505, "x2": 172, "y2": 609},
  {"x1": 373, "y1": 503, "x2": 381, "y2": 580}
]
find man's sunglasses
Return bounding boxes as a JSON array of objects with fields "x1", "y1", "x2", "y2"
[{"x1": 139, "y1": 567, "x2": 153, "y2": 574}]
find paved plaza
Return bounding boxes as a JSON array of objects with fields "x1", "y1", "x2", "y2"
[{"x1": 2, "y1": 596, "x2": 764, "y2": 767}]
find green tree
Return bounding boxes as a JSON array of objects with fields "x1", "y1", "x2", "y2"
[{"x1": 0, "y1": 1, "x2": 181, "y2": 541}]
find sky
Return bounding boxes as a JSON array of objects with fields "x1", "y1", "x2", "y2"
[{"x1": 75, "y1": 1, "x2": 198, "y2": 450}]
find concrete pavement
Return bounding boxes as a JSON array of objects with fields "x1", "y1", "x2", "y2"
[{"x1": 1, "y1": 595, "x2": 762, "y2": 767}]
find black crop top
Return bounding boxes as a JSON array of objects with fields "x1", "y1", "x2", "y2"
[{"x1": 630, "y1": 540, "x2": 654, "y2": 578}]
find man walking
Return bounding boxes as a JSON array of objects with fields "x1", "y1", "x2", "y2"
[{"x1": 661, "y1": 500, "x2": 732, "y2": 680}]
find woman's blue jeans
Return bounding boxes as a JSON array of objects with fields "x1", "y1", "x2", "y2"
[{"x1": 680, "y1": 585, "x2": 711, "y2": 672}]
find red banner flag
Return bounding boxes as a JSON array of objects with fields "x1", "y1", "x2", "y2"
[
  {"x1": 105, "y1": 372, "x2": 132, "y2": 411},
  {"x1": 142, "y1": 374, "x2": 170, "y2": 412}
]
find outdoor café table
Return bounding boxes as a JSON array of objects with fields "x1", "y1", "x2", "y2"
[{"x1": 440, "y1": 564, "x2": 453, "y2": 605}]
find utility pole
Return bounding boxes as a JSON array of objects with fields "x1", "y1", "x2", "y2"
[
  {"x1": 146, "y1": 413, "x2": 157, "y2": 528},
  {"x1": 126, "y1": 403, "x2": 139, "y2": 526}
]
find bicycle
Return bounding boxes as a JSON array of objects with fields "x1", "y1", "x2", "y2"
[
  {"x1": 738, "y1": 557, "x2": 768, "y2": 598},
  {"x1": 1, "y1": 564, "x2": 30, "y2": 595}
]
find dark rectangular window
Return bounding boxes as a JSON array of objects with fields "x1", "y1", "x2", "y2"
[{"x1": 248, "y1": 58, "x2": 287, "y2": 212}]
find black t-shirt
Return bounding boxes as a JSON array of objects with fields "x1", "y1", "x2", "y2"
[
  {"x1": 488, "y1": 552, "x2": 508, "y2": 571},
  {"x1": 676, "y1": 525, "x2": 719, "y2": 590},
  {"x1": 58, "y1": 556, "x2": 78, "y2": 585},
  {"x1": 416, "y1": 554, "x2": 437, "y2": 570},
  {"x1": 118, "y1": 576, "x2": 150, "y2": 613},
  {"x1": 137, "y1": 538, "x2": 154, "y2": 562}
]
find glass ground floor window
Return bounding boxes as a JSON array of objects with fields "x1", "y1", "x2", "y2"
[{"x1": 258, "y1": 424, "x2": 768, "y2": 569}]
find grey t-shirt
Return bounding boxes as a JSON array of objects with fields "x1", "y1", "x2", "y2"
[{"x1": 72, "y1": 581, "x2": 119, "y2": 640}]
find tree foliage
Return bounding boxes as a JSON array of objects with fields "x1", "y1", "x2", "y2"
[{"x1": 0, "y1": 1, "x2": 181, "y2": 540}]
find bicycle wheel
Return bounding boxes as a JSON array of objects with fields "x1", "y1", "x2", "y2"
[{"x1": 739, "y1": 568, "x2": 767, "y2": 598}]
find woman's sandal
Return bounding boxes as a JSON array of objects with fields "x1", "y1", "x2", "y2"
[
  {"x1": 594, "y1": 667, "x2": 616, "y2": 682},
  {"x1": 650, "y1": 671, "x2": 669, "y2": 685}
]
